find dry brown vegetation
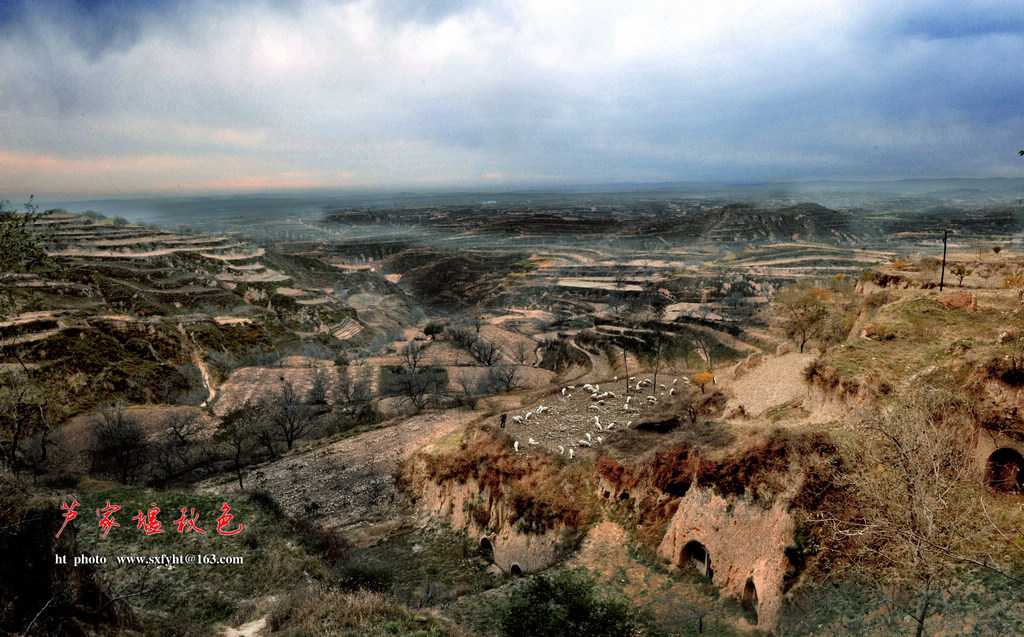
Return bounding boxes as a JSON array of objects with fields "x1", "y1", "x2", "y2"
[
  {"x1": 412, "y1": 426, "x2": 599, "y2": 535},
  {"x1": 6, "y1": 203, "x2": 1024, "y2": 635}
]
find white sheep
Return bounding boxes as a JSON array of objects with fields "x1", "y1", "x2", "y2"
[
  {"x1": 514, "y1": 440, "x2": 519, "y2": 452},
  {"x1": 512, "y1": 415, "x2": 523, "y2": 423},
  {"x1": 568, "y1": 385, "x2": 576, "y2": 390},
  {"x1": 605, "y1": 422, "x2": 614, "y2": 430},
  {"x1": 583, "y1": 383, "x2": 594, "y2": 392},
  {"x1": 578, "y1": 440, "x2": 591, "y2": 447},
  {"x1": 562, "y1": 387, "x2": 567, "y2": 395},
  {"x1": 647, "y1": 395, "x2": 657, "y2": 404},
  {"x1": 625, "y1": 396, "x2": 631, "y2": 404},
  {"x1": 596, "y1": 436, "x2": 603, "y2": 444},
  {"x1": 528, "y1": 438, "x2": 538, "y2": 445},
  {"x1": 536, "y1": 405, "x2": 549, "y2": 414},
  {"x1": 594, "y1": 384, "x2": 600, "y2": 392},
  {"x1": 589, "y1": 405, "x2": 601, "y2": 411},
  {"x1": 660, "y1": 384, "x2": 667, "y2": 390},
  {"x1": 569, "y1": 448, "x2": 575, "y2": 458},
  {"x1": 558, "y1": 445, "x2": 565, "y2": 454},
  {"x1": 672, "y1": 378, "x2": 678, "y2": 385},
  {"x1": 669, "y1": 388, "x2": 675, "y2": 396},
  {"x1": 585, "y1": 432, "x2": 592, "y2": 442},
  {"x1": 524, "y1": 411, "x2": 533, "y2": 421},
  {"x1": 626, "y1": 421, "x2": 632, "y2": 428}
]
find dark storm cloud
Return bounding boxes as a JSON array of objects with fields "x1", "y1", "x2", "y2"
[
  {"x1": 1, "y1": 0, "x2": 1022, "y2": 196},
  {"x1": 894, "y1": 4, "x2": 1024, "y2": 40}
]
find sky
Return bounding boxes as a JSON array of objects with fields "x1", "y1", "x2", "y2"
[{"x1": 1, "y1": 0, "x2": 1023, "y2": 197}]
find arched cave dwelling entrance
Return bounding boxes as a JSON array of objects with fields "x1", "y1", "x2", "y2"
[
  {"x1": 742, "y1": 578, "x2": 759, "y2": 625},
  {"x1": 509, "y1": 563, "x2": 523, "y2": 576},
  {"x1": 986, "y1": 448, "x2": 1024, "y2": 493},
  {"x1": 680, "y1": 540, "x2": 713, "y2": 580},
  {"x1": 480, "y1": 537, "x2": 494, "y2": 560}
]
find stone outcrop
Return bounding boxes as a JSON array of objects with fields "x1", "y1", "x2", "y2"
[
  {"x1": 732, "y1": 351, "x2": 766, "y2": 380},
  {"x1": 938, "y1": 290, "x2": 978, "y2": 312}
]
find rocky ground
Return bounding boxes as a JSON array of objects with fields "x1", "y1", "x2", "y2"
[{"x1": 200, "y1": 409, "x2": 479, "y2": 544}]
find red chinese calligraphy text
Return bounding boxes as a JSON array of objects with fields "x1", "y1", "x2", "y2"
[
  {"x1": 216, "y1": 502, "x2": 242, "y2": 535},
  {"x1": 55, "y1": 499, "x2": 79, "y2": 539},
  {"x1": 95, "y1": 500, "x2": 120, "y2": 538},
  {"x1": 173, "y1": 507, "x2": 207, "y2": 534}
]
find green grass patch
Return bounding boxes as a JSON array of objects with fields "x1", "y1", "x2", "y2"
[
  {"x1": 348, "y1": 524, "x2": 500, "y2": 609},
  {"x1": 71, "y1": 487, "x2": 327, "y2": 636}
]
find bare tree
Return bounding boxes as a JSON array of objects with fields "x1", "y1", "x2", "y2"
[
  {"x1": 216, "y1": 402, "x2": 263, "y2": 489},
  {"x1": 0, "y1": 368, "x2": 45, "y2": 473},
  {"x1": 647, "y1": 297, "x2": 670, "y2": 389},
  {"x1": 263, "y1": 380, "x2": 315, "y2": 451},
  {"x1": 513, "y1": 340, "x2": 530, "y2": 364},
  {"x1": 90, "y1": 404, "x2": 150, "y2": 484},
  {"x1": 334, "y1": 367, "x2": 374, "y2": 420},
  {"x1": 833, "y1": 389, "x2": 999, "y2": 637},
  {"x1": 390, "y1": 367, "x2": 446, "y2": 412},
  {"x1": 446, "y1": 325, "x2": 476, "y2": 350},
  {"x1": 307, "y1": 361, "x2": 330, "y2": 405},
  {"x1": 470, "y1": 338, "x2": 502, "y2": 366},
  {"x1": 400, "y1": 341, "x2": 429, "y2": 372},
  {"x1": 150, "y1": 410, "x2": 202, "y2": 482},
  {"x1": 479, "y1": 363, "x2": 520, "y2": 394},
  {"x1": 457, "y1": 372, "x2": 479, "y2": 408},
  {"x1": 691, "y1": 330, "x2": 716, "y2": 369}
]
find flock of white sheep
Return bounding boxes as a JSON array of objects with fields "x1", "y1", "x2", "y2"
[{"x1": 508, "y1": 375, "x2": 691, "y2": 458}]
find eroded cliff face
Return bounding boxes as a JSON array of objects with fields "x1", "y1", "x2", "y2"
[
  {"x1": 658, "y1": 486, "x2": 795, "y2": 628},
  {"x1": 408, "y1": 426, "x2": 835, "y2": 631},
  {"x1": 595, "y1": 430, "x2": 839, "y2": 631},
  {"x1": 416, "y1": 476, "x2": 569, "y2": 574},
  {"x1": 404, "y1": 426, "x2": 598, "y2": 574}
]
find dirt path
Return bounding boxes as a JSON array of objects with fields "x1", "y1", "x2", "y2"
[{"x1": 221, "y1": 617, "x2": 266, "y2": 637}]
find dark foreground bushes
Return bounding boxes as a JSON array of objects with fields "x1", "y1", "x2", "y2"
[{"x1": 501, "y1": 569, "x2": 657, "y2": 637}]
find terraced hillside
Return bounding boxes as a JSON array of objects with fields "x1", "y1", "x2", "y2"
[
  {"x1": 0, "y1": 213, "x2": 417, "y2": 417},
  {"x1": 5, "y1": 197, "x2": 1024, "y2": 637}
]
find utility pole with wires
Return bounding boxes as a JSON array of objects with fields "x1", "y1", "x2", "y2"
[{"x1": 939, "y1": 230, "x2": 948, "y2": 292}]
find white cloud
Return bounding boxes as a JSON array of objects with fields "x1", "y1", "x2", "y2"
[{"x1": 1, "y1": 0, "x2": 1022, "y2": 196}]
